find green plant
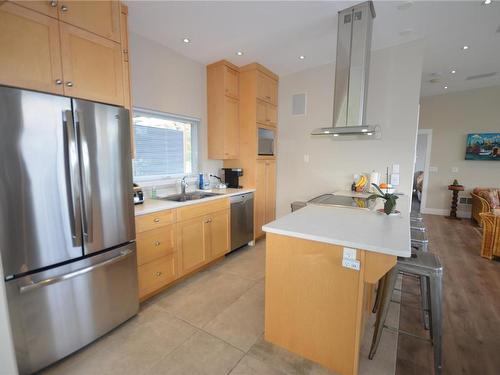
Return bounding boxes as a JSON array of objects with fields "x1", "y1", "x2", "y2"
[{"x1": 369, "y1": 183, "x2": 399, "y2": 215}]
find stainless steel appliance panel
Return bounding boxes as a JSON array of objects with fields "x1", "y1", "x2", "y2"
[
  {"x1": 73, "y1": 99, "x2": 135, "y2": 254},
  {"x1": 230, "y1": 193, "x2": 254, "y2": 251},
  {"x1": 6, "y1": 244, "x2": 139, "y2": 374},
  {"x1": 0, "y1": 86, "x2": 83, "y2": 277}
]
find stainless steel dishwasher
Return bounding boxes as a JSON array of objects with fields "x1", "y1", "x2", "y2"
[{"x1": 230, "y1": 192, "x2": 254, "y2": 252}]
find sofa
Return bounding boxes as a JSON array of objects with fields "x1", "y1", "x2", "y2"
[{"x1": 471, "y1": 188, "x2": 500, "y2": 226}]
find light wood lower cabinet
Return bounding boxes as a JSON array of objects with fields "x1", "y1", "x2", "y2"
[
  {"x1": 60, "y1": 23, "x2": 124, "y2": 105},
  {"x1": 137, "y1": 253, "x2": 177, "y2": 299},
  {"x1": 255, "y1": 159, "x2": 277, "y2": 238},
  {"x1": 0, "y1": 3, "x2": 63, "y2": 94},
  {"x1": 136, "y1": 200, "x2": 230, "y2": 300}
]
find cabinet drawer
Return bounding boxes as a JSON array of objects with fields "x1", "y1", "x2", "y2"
[
  {"x1": 135, "y1": 210, "x2": 176, "y2": 233},
  {"x1": 177, "y1": 199, "x2": 230, "y2": 222},
  {"x1": 138, "y1": 254, "x2": 177, "y2": 299},
  {"x1": 136, "y1": 225, "x2": 175, "y2": 266}
]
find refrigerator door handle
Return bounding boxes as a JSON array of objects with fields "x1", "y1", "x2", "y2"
[
  {"x1": 64, "y1": 110, "x2": 83, "y2": 247},
  {"x1": 75, "y1": 110, "x2": 93, "y2": 242},
  {"x1": 19, "y1": 249, "x2": 134, "y2": 294}
]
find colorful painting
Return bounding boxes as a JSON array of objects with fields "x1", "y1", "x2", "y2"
[{"x1": 465, "y1": 133, "x2": 500, "y2": 161}]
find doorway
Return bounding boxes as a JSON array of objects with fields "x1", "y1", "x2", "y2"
[{"x1": 413, "y1": 129, "x2": 432, "y2": 213}]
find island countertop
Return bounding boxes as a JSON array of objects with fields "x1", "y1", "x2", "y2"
[{"x1": 262, "y1": 196, "x2": 411, "y2": 258}]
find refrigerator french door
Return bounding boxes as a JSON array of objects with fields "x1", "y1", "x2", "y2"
[{"x1": 0, "y1": 86, "x2": 138, "y2": 374}]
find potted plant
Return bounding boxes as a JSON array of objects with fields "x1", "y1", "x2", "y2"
[{"x1": 369, "y1": 183, "x2": 399, "y2": 215}]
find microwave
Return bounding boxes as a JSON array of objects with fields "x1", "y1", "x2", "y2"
[{"x1": 258, "y1": 128, "x2": 275, "y2": 156}]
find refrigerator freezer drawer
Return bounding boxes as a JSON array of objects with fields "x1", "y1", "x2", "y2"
[{"x1": 5, "y1": 244, "x2": 139, "y2": 375}]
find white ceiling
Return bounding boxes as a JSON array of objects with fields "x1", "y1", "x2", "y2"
[{"x1": 127, "y1": 1, "x2": 500, "y2": 97}]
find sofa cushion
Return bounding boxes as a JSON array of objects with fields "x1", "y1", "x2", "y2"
[
  {"x1": 473, "y1": 187, "x2": 492, "y2": 195},
  {"x1": 479, "y1": 190, "x2": 500, "y2": 208}
]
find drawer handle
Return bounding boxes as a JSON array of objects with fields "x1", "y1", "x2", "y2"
[
  {"x1": 60, "y1": 4, "x2": 68, "y2": 12},
  {"x1": 153, "y1": 218, "x2": 160, "y2": 223},
  {"x1": 55, "y1": 79, "x2": 63, "y2": 85},
  {"x1": 154, "y1": 241, "x2": 161, "y2": 246},
  {"x1": 66, "y1": 81, "x2": 73, "y2": 87},
  {"x1": 265, "y1": 96, "x2": 271, "y2": 99},
  {"x1": 154, "y1": 271, "x2": 163, "y2": 277},
  {"x1": 50, "y1": 1, "x2": 58, "y2": 7}
]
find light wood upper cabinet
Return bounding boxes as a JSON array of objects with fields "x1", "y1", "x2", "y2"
[
  {"x1": 256, "y1": 99, "x2": 277, "y2": 127},
  {"x1": 257, "y1": 72, "x2": 278, "y2": 105},
  {"x1": 255, "y1": 159, "x2": 276, "y2": 238},
  {"x1": 57, "y1": 1, "x2": 120, "y2": 42},
  {"x1": 178, "y1": 216, "x2": 209, "y2": 275},
  {"x1": 60, "y1": 23, "x2": 124, "y2": 105},
  {"x1": 0, "y1": 3, "x2": 63, "y2": 94},
  {"x1": 209, "y1": 210, "x2": 230, "y2": 259},
  {"x1": 13, "y1": 0, "x2": 59, "y2": 18},
  {"x1": 224, "y1": 66, "x2": 239, "y2": 99},
  {"x1": 207, "y1": 60, "x2": 240, "y2": 160}
]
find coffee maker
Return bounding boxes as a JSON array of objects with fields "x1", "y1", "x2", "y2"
[{"x1": 222, "y1": 168, "x2": 243, "y2": 188}]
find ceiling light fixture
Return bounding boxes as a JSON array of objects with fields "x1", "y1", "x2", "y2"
[
  {"x1": 483, "y1": 0, "x2": 492, "y2": 5},
  {"x1": 236, "y1": 51, "x2": 243, "y2": 56},
  {"x1": 462, "y1": 45, "x2": 469, "y2": 50},
  {"x1": 451, "y1": 70, "x2": 456, "y2": 74},
  {"x1": 298, "y1": 55, "x2": 305, "y2": 60},
  {"x1": 183, "y1": 38, "x2": 190, "y2": 43},
  {"x1": 444, "y1": 86, "x2": 448, "y2": 89}
]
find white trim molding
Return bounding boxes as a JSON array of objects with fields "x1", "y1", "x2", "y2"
[
  {"x1": 417, "y1": 128, "x2": 433, "y2": 214},
  {"x1": 421, "y1": 207, "x2": 472, "y2": 219}
]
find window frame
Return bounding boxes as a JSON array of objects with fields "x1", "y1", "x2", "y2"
[{"x1": 132, "y1": 107, "x2": 200, "y2": 184}]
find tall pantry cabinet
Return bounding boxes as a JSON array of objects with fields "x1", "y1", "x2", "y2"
[{"x1": 208, "y1": 62, "x2": 278, "y2": 240}]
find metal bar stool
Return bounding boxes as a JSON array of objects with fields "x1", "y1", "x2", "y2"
[
  {"x1": 369, "y1": 251, "x2": 443, "y2": 375},
  {"x1": 411, "y1": 228, "x2": 429, "y2": 251}
]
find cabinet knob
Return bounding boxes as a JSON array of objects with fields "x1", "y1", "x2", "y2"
[
  {"x1": 60, "y1": 4, "x2": 68, "y2": 12},
  {"x1": 65, "y1": 81, "x2": 73, "y2": 87},
  {"x1": 55, "y1": 79, "x2": 63, "y2": 85},
  {"x1": 153, "y1": 218, "x2": 160, "y2": 223},
  {"x1": 154, "y1": 241, "x2": 161, "y2": 246},
  {"x1": 50, "y1": 1, "x2": 58, "y2": 7},
  {"x1": 154, "y1": 271, "x2": 163, "y2": 277}
]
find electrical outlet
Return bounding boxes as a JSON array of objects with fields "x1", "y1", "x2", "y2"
[{"x1": 451, "y1": 167, "x2": 459, "y2": 173}]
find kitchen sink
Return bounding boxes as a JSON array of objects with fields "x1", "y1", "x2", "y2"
[{"x1": 160, "y1": 192, "x2": 222, "y2": 202}]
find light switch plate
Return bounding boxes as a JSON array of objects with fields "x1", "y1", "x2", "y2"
[
  {"x1": 342, "y1": 259, "x2": 360, "y2": 271},
  {"x1": 343, "y1": 247, "x2": 357, "y2": 260},
  {"x1": 452, "y1": 167, "x2": 459, "y2": 173},
  {"x1": 429, "y1": 166, "x2": 438, "y2": 173}
]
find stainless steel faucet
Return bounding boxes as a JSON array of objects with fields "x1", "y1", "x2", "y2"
[{"x1": 181, "y1": 176, "x2": 188, "y2": 195}]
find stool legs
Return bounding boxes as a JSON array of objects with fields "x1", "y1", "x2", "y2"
[
  {"x1": 420, "y1": 276, "x2": 430, "y2": 330},
  {"x1": 372, "y1": 276, "x2": 386, "y2": 314},
  {"x1": 429, "y1": 272, "x2": 443, "y2": 375},
  {"x1": 369, "y1": 267, "x2": 398, "y2": 360}
]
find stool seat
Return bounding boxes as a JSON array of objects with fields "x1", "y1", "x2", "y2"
[{"x1": 398, "y1": 251, "x2": 442, "y2": 273}]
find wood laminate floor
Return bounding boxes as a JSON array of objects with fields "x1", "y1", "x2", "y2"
[{"x1": 396, "y1": 214, "x2": 500, "y2": 375}]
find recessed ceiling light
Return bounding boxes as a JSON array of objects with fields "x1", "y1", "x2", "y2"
[
  {"x1": 483, "y1": 0, "x2": 492, "y2": 5},
  {"x1": 298, "y1": 55, "x2": 305, "y2": 60},
  {"x1": 462, "y1": 45, "x2": 469, "y2": 50},
  {"x1": 236, "y1": 51, "x2": 244, "y2": 56},
  {"x1": 444, "y1": 86, "x2": 448, "y2": 89},
  {"x1": 183, "y1": 38, "x2": 191, "y2": 44},
  {"x1": 451, "y1": 70, "x2": 456, "y2": 74},
  {"x1": 333, "y1": 133, "x2": 339, "y2": 137}
]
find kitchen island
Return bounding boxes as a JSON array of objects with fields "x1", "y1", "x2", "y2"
[{"x1": 262, "y1": 197, "x2": 411, "y2": 375}]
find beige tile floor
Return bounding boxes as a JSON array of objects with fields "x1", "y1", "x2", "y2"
[{"x1": 43, "y1": 240, "x2": 399, "y2": 375}]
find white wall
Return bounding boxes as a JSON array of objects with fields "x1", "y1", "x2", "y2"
[
  {"x1": 419, "y1": 85, "x2": 500, "y2": 214},
  {"x1": 415, "y1": 133, "x2": 428, "y2": 172},
  {"x1": 276, "y1": 40, "x2": 424, "y2": 217},
  {"x1": 129, "y1": 32, "x2": 222, "y2": 183}
]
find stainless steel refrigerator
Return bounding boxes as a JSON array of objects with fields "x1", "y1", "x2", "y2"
[{"x1": 0, "y1": 86, "x2": 139, "y2": 374}]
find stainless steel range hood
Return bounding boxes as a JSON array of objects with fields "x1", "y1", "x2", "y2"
[{"x1": 312, "y1": 1, "x2": 379, "y2": 138}]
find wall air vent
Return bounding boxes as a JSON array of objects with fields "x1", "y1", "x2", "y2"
[{"x1": 466, "y1": 72, "x2": 497, "y2": 80}]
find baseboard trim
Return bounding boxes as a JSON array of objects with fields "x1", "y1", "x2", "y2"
[{"x1": 421, "y1": 207, "x2": 472, "y2": 219}]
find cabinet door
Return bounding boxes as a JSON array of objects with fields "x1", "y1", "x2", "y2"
[
  {"x1": 136, "y1": 225, "x2": 175, "y2": 266},
  {"x1": 255, "y1": 160, "x2": 267, "y2": 238},
  {"x1": 209, "y1": 210, "x2": 230, "y2": 259},
  {"x1": 256, "y1": 99, "x2": 267, "y2": 125},
  {"x1": 257, "y1": 72, "x2": 278, "y2": 105},
  {"x1": 58, "y1": 0, "x2": 120, "y2": 42},
  {"x1": 265, "y1": 160, "x2": 277, "y2": 224},
  {"x1": 223, "y1": 96, "x2": 239, "y2": 159},
  {"x1": 0, "y1": 3, "x2": 63, "y2": 94},
  {"x1": 178, "y1": 217, "x2": 209, "y2": 275},
  {"x1": 13, "y1": 0, "x2": 58, "y2": 18},
  {"x1": 267, "y1": 103, "x2": 278, "y2": 127},
  {"x1": 224, "y1": 66, "x2": 239, "y2": 99},
  {"x1": 60, "y1": 23, "x2": 124, "y2": 105}
]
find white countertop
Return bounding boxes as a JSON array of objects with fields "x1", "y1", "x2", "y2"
[
  {"x1": 263, "y1": 196, "x2": 411, "y2": 258},
  {"x1": 134, "y1": 188, "x2": 256, "y2": 216}
]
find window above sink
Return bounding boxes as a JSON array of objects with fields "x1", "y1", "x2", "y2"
[{"x1": 132, "y1": 108, "x2": 199, "y2": 182}]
